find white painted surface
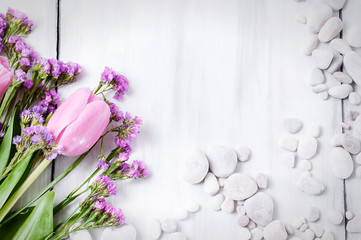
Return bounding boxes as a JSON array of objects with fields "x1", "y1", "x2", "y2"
[{"x1": 2, "y1": 0, "x2": 361, "y2": 239}]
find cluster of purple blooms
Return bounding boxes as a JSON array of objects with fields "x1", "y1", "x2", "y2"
[
  {"x1": 101, "y1": 67, "x2": 129, "y2": 101},
  {"x1": 0, "y1": 14, "x2": 6, "y2": 52},
  {"x1": 7, "y1": 8, "x2": 33, "y2": 29},
  {"x1": 32, "y1": 89, "x2": 60, "y2": 116},
  {"x1": 92, "y1": 198, "x2": 125, "y2": 225},
  {"x1": 114, "y1": 113, "x2": 142, "y2": 153},
  {"x1": 34, "y1": 58, "x2": 82, "y2": 79},
  {"x1": 0, "y1": 122, "x2": 5, "y2": 138},
  {"x1": 94, "y1": 174, "x2": 117, "y2": 197}
]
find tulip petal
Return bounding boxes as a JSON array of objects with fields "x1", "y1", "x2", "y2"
[
  {"x1": 0, "y1": 71, "x2": 14, "y2": 98},
  {"x1": 58, "y1": 101, "x2": 110, "y2": 156},
  {"x1": 47, "y1": 88, "x2": 92, "y2": 140},
  {"x1": 87, "y1": 92, "x2": 102, "y2": 103},
  {"x1": 0, "y1": 57, "x2": 10, "y2": 71}
]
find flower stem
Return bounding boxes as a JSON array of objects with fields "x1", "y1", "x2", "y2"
[{"x1": 0, "y1": 158, "x2": 50, "y2": 222}]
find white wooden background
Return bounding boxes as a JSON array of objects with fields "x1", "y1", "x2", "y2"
[{"x1": 1, "y1": 0, "x2": 360, "y2": 239}]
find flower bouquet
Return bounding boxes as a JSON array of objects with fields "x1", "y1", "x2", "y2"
[{"x1": 0, "y1": 8, "x2": 147, "y2": 240}]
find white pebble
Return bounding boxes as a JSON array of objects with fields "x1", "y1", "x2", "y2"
[
  {"x1": 70, "y1": 229, "x2": 93, "y2": 240},
  {"x1": 330, "y1": 147, "x2": 353, "y2": 179},
  {"x1": 318, "y1": 17, "x2": 343, "y2": 42},
  {"x1": 285, "y1": 225, "x2": 294, "y2": 235},
  {"x1": 282, "y1": 152, "x2": 296, "y2": 168},
  {"x1": 239, "y1": 227, "x2": 251, "y2": 240},
  {"x1": 297, "y1": 175, "x2": 325, "y2": 195},
  {"x1": 341, "y1": 134, "x2": 361, "y2": 154},
  {"x1": 312, "y1": 49, "x2": 333, "y2": 69},
  {"x1": 221, "y1": 197, "x2": 235, "y2": 213},
  {"x1": 204, "y1": 172, "x2": 219, "y2": 195},
  {"x1": 283, "y1": 117, "x2": 303, "y2": 133},
  {"x1": 303, "y1": 34, "x2": 319, "y2": 56},
  {"x1": 183, "y1": 150, "x2": 209, "y2": 184},
  {"x1": 297, "y1": 137, "x2": 318, "y2": 159},
  {"x1": 327, "y1": 52, "x2": 343, "y2": 73},
  {"x1": 304, "y1": 229, "x2": 315, "y2": 240},
  {"x1": 312, "y1": 84, "x2": 327, "y2": 93},
  {"x1": 308, "y1": 67, "x2": 325, "y2": 86},
  {"x1": 289, "y1": 238, "x2": 302, "y2": 240},
  {"x1": 333, "y1": 71, "x2": 352, "y2": 84},
  {"x1": 299, "y1": 223, "x2": 308, "y2": 232},
  {"x1": 206, "y1": 146, "x2": 237, "y2": 178},
  {"x1": 348, "y1": 111, "x2": 360, "y2": 121},
  {"x1": 278, "y1": 136, "x2": 298, "y2": 152},
  {"x1": 344, "y1": 51, "x2": 361, "y2": 87},
  {"x1": 322, "y1": 231, "x2": 334, "y2": 240},
  {"x1": 186, "y1": 202, "x2": 200, "y2": 213},
  {"x1": 346, "y1": 25, "x2": 361, "y2": 48},
  {"x1": 161, "y1": 219, "x2": 177, "y2": 233},
  {"x1": 218, "y1": 177, "x2": 227, "y2": 187},
  {"x1": 319, "y1": 91, "x2": 329, "y2": 100},
  {"x1": 310, "y1": 224, "x2": 324, "y2": 237},
  {"x1": 237, "y1": 205, "x2": 246, "y2": 216},
  {"x1": 356, "y1": 153, "x2": 361, "y2": 164},
  {"x1": 355, "y1": 114, "x2": 361, "y2": 134},
  {"x1": 307, "y1": 207, "x2": 320, "y2": 222},
  {"x1": 309, "y1": 124, "x2": 321, "y2": 138},
  {"x1": 322, "y1": 0, "x2": 346, "y2": 10},
  {"x1": 101, "y1": 225, "x2": 137, "y2": 240},
  {"x1": 327, "y1": 210, "x2": 343, "y2": 225},
  {"x1": 346, "y1": 215, "x2": 361, "y2": 232},
  {"x1": 349, "y1": 92, "x2": 361, "y2": 105},
  {"x1": 146, "y1": 220, "x2": 162, "y2": 240},
  {"x1": 236, "y1": 146, "x2": 251, "y2": 162},
  {"x1": 244, "y1": 192, "x2": 274, "y2": 227},
  {"x1": 346, "y1": 211, "x2": 354, "y2": 220},
  {"x1": 330, "y1": 38, "x2": 352, "y2": 55},
  {"x1": 248, "y1": 220, "x2": 256, "y2": 230},
  {"x1": 329, "y1": 84, "x2": 353, "y2": 99},
  {"x1": 292, "y1": 219, "x2": 303, "y2": 229},
  {"x1": 356, "y1": 166, "x2": 361, "y2": 178},
  {"x1": 307, "y1": 3, "x2": 332, "y2": 33},
  {"x1": 174, "y1": 209, "x2": 188, "y2": 221},
  {"x1": 256, "y1": 173, "x2": 268, "y2": 189},
  {"x1": 251, "y1": 228, "x2": 263, "y2": 240},
  {"x1": 300, "y1": 160, "x2": 312, "y2": 171},
  {"x1": 238, "y1": 215, "x2": 250, "y2": 227},
  {"x1": 210, "y1": 194, "x2": 224, "y2": 211},
  {"x1": 330, "y1": 134, "x2": 343, "y2": 147},
  {"x1": 295, "y1": 14, "x2": 306, "y2": 24},
  {"x1": 263, "y1": 220, "x2": 287, "y2": 240},
  {"x1": 166, "y1": 232, "x2": 187, "y2": 240},
  {"x1": 224, "y1": 173, "x2": 258, "y2": 200}
]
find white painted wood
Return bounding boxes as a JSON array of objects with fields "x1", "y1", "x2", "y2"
[
  {"x1": 341, "y1": 0, "x2": 361, "y2": 239},
  {"x1": 0, "y1": 0, "x2": 57, "y2": 208}
]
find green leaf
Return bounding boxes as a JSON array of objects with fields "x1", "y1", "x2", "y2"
[
  {"x1": 12, "y1": 191, "x2": 54, "y2": 240},
  {"x1": 0, "y1": 154, "x2": 33, "y2": 209},
  {"x1": 0, "y1": 207, "x2": 34, "y2": 239},
  {"x1": 0, "y1": 112, "x2": 16, "y2": 176}
]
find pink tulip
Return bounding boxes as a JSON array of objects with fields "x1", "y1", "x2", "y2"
[
  {"x1": 47, "y1": 88, "x2": 111, "y2": 156},
  {"x1": 0, "y1": 57, "x2": 14, "y2": 99}
]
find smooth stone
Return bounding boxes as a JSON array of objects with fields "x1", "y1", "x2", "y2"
[
  {"x1": 300, "y1": 160, "x2": 312, "y2": 171},
  {"x1": 344, "y1": 51, "x2": 361, "y2": 87},
  {"x1": 330, "y1": 38, "x2": 352, "y2": 55},
  {"x1": 186, "y1": 202, "x2": 200, "y2": 213},
  {"x1": 309, "y1": 124, "x2": 321, "y2": 138},
  {"x1": 312, "y1": 49, "x2": 333, "y2": 69},
  {"x1": 292, "y1": 219, "x2": 303, "y2": 229},
  {"x1": 224, "y1": 173, "x2": 258, "y2": 200},
  {"x1": 307, "y1": 3, "x2": 332, "y2": 33},
  {"x1": 282, "y1": 152, "x2": 296, "y2": 168},
  {"x1": 239, "y1": 227, "x2": 251, "y2": 240},
  {"x1": 349, "y1": 92, "x2": 361, "y2": 105},
  {"x1": 278, "y1": 136, "x2": 298, "y2": 151},
  {"x1": 248, "y1": 220, "x2": 256, "y2": 230},
  {"x1": 330, "y1": 147, "x2": 353, "y2": 179},
  {"x1": 356, "y1": 166, "x2": 361, "y2": 178},
  {"x1": 206, "y1": 145, "x2": 237, "y2": 178},
  {"x1": 244, "y1": 192, "x2": 273, "y2": 227},
  {"x1": 322, "y1": 231, "x2": 334, "y2": 240},
  {"x1": 70, "y1": 229, "x2": 93, "y2": 240},
  {"x1": 237, "y1": 205, "x2": 246, "y2": 216},
  {"x1": 297, "y1": 175, "x2": 325, "y2": 195},
  {"x1": 310, "y1": 225, "x2": 324, "y2": 237},
  {"x1": 204, "y1": 172, "x2": 219, "y2": 195},
  {"x1": 238, "y1": 215, "x2": 250, "y2": 227},
  {"x1": 355, "y1": 114, "x2": 361, "y2": 134},
  {"x1": 341, "y1": 134, "x2": 361, "y2": 154},
  {"x1": 319, "y1": 91, "x2": 329, "y2": 100},
  {"x1": 236, "y1": 146, "x2": 251, "y2": 162},
  {"x1": 346, "y1": 25, "x2": 361, "y2": 48},
  {"x1": 327, "y1": 210, "x2": 343, "y2": 225},
  {"x1": 328, "y1": 84, "x2": 352, "y2": 99},
  {"x1": 251, "y1": 228, "x2": 263, "y2": 240},
  {"x1": 256, "y1": 173, "x2": 268, "y2": 189},
  {"x1": 174, "y1": 209, "x2": 188, "y2": 221},
  {"x1": 346, "y1": 211, "x2": 354, "y2": 220},
  {"x1": 161, "y1": 219, "x2": 177, "y2": 233},
  {"x1": 304, "y1": 229, "x2": 315, "y2": 240},
  {"x1": 303, "y1": 34, "x2": 319, "y2": 56},
  {"x1": 333, "y1": 71, "x2": 352, "y2": 84},
  {"x1": 263, "y1": 220, "x2": 287, "y2": 240},
  {"x1": 221, "y1": 197, "x2": 235, "y2": 213},
  {"x1": 318, "y1": 17, "x2": 343, "y2": 42},
  {"x1": 308, "y1": 67, "x2": 325, "y2": 86},
  {"x1": 312, "y1": 84, "x2": 327, "y2": 93},
  {"x1": 299, "y1": 223, "x2": 308, "y2": 232},
  {"x1": 295, "y1": 14, "x2": 306, "y2": 24},
  {"x1": 347, "y1": 215, "x2": 361, "y2": 232},
  {"x1": 327, "y1": 52, "x2": 343, "y2": 73},
  {"x1": 330, "y1": 134, "x2": 343, "y2": 147},
  {"x1": 210, "y1": 194, "x2": 225, "y2": 211},
  {"x1": 146, "y1": 220, "x2": 162, "y2": 240},
  {"x1": 166, "y1": 232, "x2": 187, "y2": 240},
  {"x1": 322, "y1": 0, "x2": 345, "y2": 10},
  {"x1": 307, "y1": 207, "x2": 320, "y2": 222},
  {"x1": 183, "y1": 150, "x2": 209, "y2": 184},
  {"x1": 297, "y1": 137, "x2": 318, "y2": 159},
  {"x1": 218, "y1": 177, "x2": 227, "y2": 187},
  {"x1": 356, "y1": 153, "x2": 361, "y2": 164},
  {"x1": 348, "y1": 111, "x2": 360, "y2": 121},
  {"x1": 101, "y1": 225, "x2": 137, "y2": 240},
  {"x1": 285, "y1": 225, "x2": 294, "y2": 235},
  {"x1": 283, "y1": 117, "x2": 303, "y2": 133}
]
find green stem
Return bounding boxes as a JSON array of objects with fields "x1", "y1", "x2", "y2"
[{"x1": 0, "y1": 159, "x2": 50, "y2": 222}]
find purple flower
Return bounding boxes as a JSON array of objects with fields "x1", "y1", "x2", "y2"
[
  {"x1": 95, "y1": 174, "x2": 117, "y2": 196},
  {"x1": 100, "y1": 67, "x2": 129, "y2": 101},
  {"x1": 119, "y1": 152, "x2": 129, "y2": 161},
  {"x1": 129, "y1": 160, "x2": 148, "y2": 178},
  {"x1": 23, "y1": 79, "x2": 34, "y2": 89},
  {"x1": 8, "y1": 8, "x2": 28, "y2": 21},
  {"x1": 13, "y1": 135, "x2": 23, "y2": 145},
  {"x1": 20, "y1": 109, "x2": 32, "y2": 122},
  {"x1": 93, "y1": 199, "x2": 106, "y2": 210},
  {"x1": 20, "y1": 58, "x2": 31, "y2": 67},
  {"x1": 8, "y1": 36, "x2": 20, "y2": 44},
  {"x1": 97, "y1": 159, "x2": 109, "y2": 171},
  {"x1": 31, "y1": 112, "x2": 44, "y2": 124},
  {"x1": 109, "y1": 103, "x2": 123, "y2": 122},
  {"x1": 15, "y1": 69, "x2": 26, "y2": 82},
  {"x1": 22, "y1": 125, "x2": 53, "y2": 146}
]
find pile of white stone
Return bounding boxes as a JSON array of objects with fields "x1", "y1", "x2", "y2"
[{"x1": 296, "y1": 0, "x2": 361, "y2": 103}]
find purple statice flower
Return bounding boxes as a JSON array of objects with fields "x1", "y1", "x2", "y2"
[
  {"x1": 45, "y1": 151, "x2": 58, "y2": 161},
  {"x1": 23, "y1": 79, "x2": 34, "y2": 89},
  {"x1": 95, "y1": 174, "x2": 117, "y2": 196},
  {"x1": 34, "y1": 57, "x2": 51, "y2": 74},
  {"x1": 7, "y1": 8, "x2": 33, "y2": 29},
  {"x1": 112, "y1": 208, "x2": 125, "y2": 224},
  {"x1": 56, "y1": 145, "x2": 64, "y2": 155},
  {"x1": 32, "y1": 105, "x2": 46, "y2": 114},
  {"x1": 102, "y1": 203, "x2": 125, "y2": 225},
  {"x1": 0, "y1": 131, "x2": 4, "y2": 138},
  {"x1": 115, "y1": 137, "x2": 132, "y2": 153},
  {"x1": 0, "y1": 14, "x2": 6, "y2": 52},
  {"x1": 8, "y1": 36, "x2": 20, "y2": 44},
  {"x1": 20, "y1": 109, "x2": 32, "y2": 122},
  {"x1": 109, "y1": 103, "x2": 123, "y2": 122},
  {"x1": 93, "y1": 199, "x2": 106, "y2": 210},
  {"x1": 128, "y1": 160, "x2": 148, "y2": 179},
  {"x1": 12, "y1": 135, "x2": 23, "y2": 145},
  {"x1": 22, "y1": 125, "x2": 53, "y2": 146},
  {"x1": 97, "y1": 159, "x2": 110, "y2": 171},
  {"x1": 100, "y1": 67, "x2": 129, "y2": 101},
  {"x1": 20, "y1": 57, "x2": 31, "y2": 67},
  {"x1": 15, "y1": 69, "x2": 26, "y2": 82},
  {"x1": 30, "y1": 134, "x2": 42, "y2": 144},
  {"x1": 117, "y1": 162, "x2": 130, "y2": 175},
  {"x1": 31, "y1": 112, "x2": 45, "y2": 124},
  {"x1": 119, "y1": 152, "x2": 129, "y2": 161}
]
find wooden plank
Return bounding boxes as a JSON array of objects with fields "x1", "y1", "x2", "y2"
[
  {"x1": 341, "y1": 0, "x2": 361, "y2": 239},
  {"x1": 0, "y1": 0, "x2": 58, "y2": 208},
  {"x1": 55, "y1": 0, "x2": 345, "y2": 239}
]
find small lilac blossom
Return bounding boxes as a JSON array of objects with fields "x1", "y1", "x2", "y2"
[
  {"x1": 100, "y1": 67, "x2": 129, "y2": 101},
  {"x1": 15, "y1": 69, "x2": 26, "y2": 82},
  {"x1": 20, "y1": 58, "x2": 31, "y2": 67},
  {"x1": 119, "y1": 152, "x2": 129, "y2": 161},
  {"x1": 97, "y1": 159, "x2": 109, "y2": 171},
  {"x1": 12, "y1": 135, "x2": 23, "y2": 145}
]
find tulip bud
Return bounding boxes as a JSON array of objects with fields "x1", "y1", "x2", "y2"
[{"x1": 0, "y1": 57, "x2": 14, "y2": 99}]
